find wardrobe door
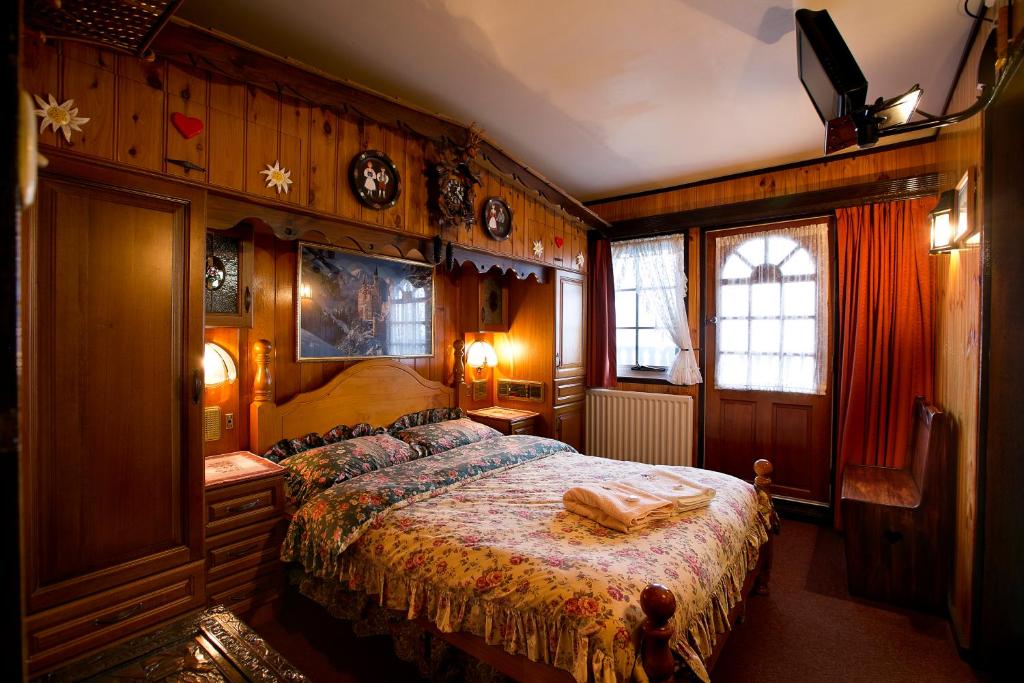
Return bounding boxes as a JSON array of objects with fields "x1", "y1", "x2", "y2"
[{"x1": 23, "y1": 163, "x2": 205, "y2": 614}]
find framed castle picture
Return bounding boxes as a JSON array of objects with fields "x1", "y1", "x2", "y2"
[{"x1": 297, "y1": 243, "x2": 433, "y2": 361}]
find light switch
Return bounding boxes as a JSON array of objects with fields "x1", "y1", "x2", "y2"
[{"x1": 225, "y1": 412, "x2": 235, "y2": 430}]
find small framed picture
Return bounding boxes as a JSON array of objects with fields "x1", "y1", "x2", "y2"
[
  {"x1": 482, "y1": 197, "x2": 513, "y2": 241},
  {"x1": 350, "y1": 150, "x2": 401, "y2": 210}
]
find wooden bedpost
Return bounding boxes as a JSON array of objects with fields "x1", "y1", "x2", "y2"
[
  {"x1": 640, "y1": 583, "x2": 677, "y2": 683},
  {"x1": 753, "y1": 458, "x2": 779, "y2": 596},
  {"x1": 250, "y1": 339, "x2": 274, "y2": 451},
  {"x1": 452, "y1": 338, "x2": 466, "y2": 387}
]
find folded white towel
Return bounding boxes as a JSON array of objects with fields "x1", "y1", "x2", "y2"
[
  {"x1": 627, "y1": 467, "x2": 716, "y2": 511},
  {"x1": 563, "y1": 482, "x2": 675, "y2": 533}
]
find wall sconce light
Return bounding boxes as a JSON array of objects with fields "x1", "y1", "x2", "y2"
[
  {"x1": 929, "y1": 190, "x2": 956, "y2": 254},
  {"x1": 954, "y1": 169, "x2": 979, "y2": 248},
  {"x1": 204, "y1": 342, "x2": 237, "y2": 387},
  {"x1": 465, "y1": 339, "x2": 497, "y2": 376},
  {"x1": 299, "y1": 283, "x2": 312, "y2": 300}
]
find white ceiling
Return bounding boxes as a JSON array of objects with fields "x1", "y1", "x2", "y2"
[{"x1": 178, "y1": 0, "x2": 976, "y2": 201}]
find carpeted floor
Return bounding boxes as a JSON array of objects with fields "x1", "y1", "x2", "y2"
[{"x1": 252, "y1": 520, "x2": 985, "y2": 682}]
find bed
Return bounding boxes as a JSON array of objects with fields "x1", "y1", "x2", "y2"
[{"x1": 250, "y1": 355, "x2": 778, "y2": 683}]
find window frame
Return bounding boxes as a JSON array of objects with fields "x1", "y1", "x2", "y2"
[{"x1": 612, "y1": 237, "x2": 686, "y2": 379}]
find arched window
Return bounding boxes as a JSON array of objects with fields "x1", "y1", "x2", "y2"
[
  {"x1": 714, "y1": 222, "x2": 829, "y2": 394},
  {"x1": 386, "y1": 278, "x2": 430, "y2": 356}
]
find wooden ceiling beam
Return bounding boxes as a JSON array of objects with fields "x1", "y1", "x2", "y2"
[
  {"x1": 152, "y1": 20, "x2": 609, "y2": 231},
  {"x1": 607, "y1": 172, "x2": 947, "y2": 239}
]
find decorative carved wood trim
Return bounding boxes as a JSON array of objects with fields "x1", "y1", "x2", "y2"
[
  {"x1": 450, "y1": 245, "x2": 548, "y2": 283},
  {"x1": 152, "y1": 20, "x2": 608, "y2": 230},
  {"x1": 607, "y1": 172, "x2": 947, "y2": 239}
]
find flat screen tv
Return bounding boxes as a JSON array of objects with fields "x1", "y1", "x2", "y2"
[{"x1": 795, "y1": 9, "x2": 868, "y2": 124}]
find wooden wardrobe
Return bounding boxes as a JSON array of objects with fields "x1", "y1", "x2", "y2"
[{"x1": 21, "y1": 157, "x2": 207, "y2": 674}]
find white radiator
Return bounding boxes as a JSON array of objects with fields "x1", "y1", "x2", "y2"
[{"x1": 585, "y1": 389, "x2": 693, "y2": 466}]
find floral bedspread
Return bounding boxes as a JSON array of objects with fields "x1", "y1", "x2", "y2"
[{"x1": 284, "y1": 437, "x2": 771, "y2": 683}]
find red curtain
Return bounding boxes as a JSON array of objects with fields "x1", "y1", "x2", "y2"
[
  {"x1": 834, "y1": 198, "x2": 935, "y2": 527},
  {"x1": 586, "y1": 235, "x2": 617, "y2": 387}
]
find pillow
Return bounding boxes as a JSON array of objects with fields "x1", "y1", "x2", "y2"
[
  {"x1": 387, "y1": 407, "x2": 465, "y2": 435},
  {"x1": 323, "y1": 422, "x2": 385, "y2": 444},
  {"x1": 280, "y1": 433, "x2": 421, "y2": 507},
  {"x1": 262, "y1": 431, "x2": 323, "y2": 464},
  {"x1": 261, "y1": 423, "x2": 385, "y2": 463},
  {"x1": 394, "y1": 417, "x2": 501, "y2": 456}
]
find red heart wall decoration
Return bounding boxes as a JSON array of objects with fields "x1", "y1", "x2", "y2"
[
  {"x1": 171, "y1": 112, "x2": 204, "y2": 140},
  {"x1": 554, "y1": 236, "x2": 565, "y2": 248}
]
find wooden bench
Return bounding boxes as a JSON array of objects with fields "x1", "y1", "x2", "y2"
[{"x1": 840, "y1": 397, "x2": 954, "y2": 611}]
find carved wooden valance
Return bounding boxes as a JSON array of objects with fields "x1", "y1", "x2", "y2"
[{"x1": 447, "y1": 245, "x2": 547, "y2": 283}]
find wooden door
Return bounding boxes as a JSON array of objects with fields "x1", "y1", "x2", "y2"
[
  {"x1": 554, "y1": 402, "x2": 585, "y2": 452},
  {"x1": 554, "y1": 269, "x2": 585, "y2": 379},
  {"x1": 23, "y1": 161, "x2": 206, "y2": 612},
  {"x1": 703, "y1": 220, "x2": 833, "y2": 504}
]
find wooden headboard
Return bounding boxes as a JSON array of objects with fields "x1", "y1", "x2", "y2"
[{"x1": 249, "y1": 342, "x2": 454, "y2": 452}]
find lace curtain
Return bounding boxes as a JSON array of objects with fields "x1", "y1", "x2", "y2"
[
  {"x1": 713, "y1": 222, "x2": 830, "y2": 394},
  {"x1": 611, "y1": 234, "x2": 702, "y2": 385}
]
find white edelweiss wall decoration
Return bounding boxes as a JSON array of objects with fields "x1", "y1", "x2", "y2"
[
  {"x1": 575, "y1": 252, "x2": 585, "y2": 268},
  {"x1": 33, "y1": 94, "x2": 90, "y2": 142},
  {"x1": 532, "y1": 240, "x2": 544, "y2": 258},
  {"x1": 260, "y1": 160, "x2": 293, "y2": 195}
]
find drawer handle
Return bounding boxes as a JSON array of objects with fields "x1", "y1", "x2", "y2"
[
  {"x1": 94, "y1": 603, "x2": 144, "y2": 626},
  {"x1": 227, "y1": 544, "x2": 259, "y2": 559},
  {"x1": 229, "y1": 589, "x2": 256, "y2": 603},
  {"x1": 227, "y1": 499, "x2": 261, "y2": 514}
]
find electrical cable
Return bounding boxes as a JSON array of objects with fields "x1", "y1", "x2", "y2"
[{"x1": 964, "y1": 0, "x2": 996, "y2": 24}]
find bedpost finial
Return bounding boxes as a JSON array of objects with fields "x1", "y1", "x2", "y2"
[
  {"x1": 754, "y1": 458, "x2": 773, "y2": 489},
  {"x1": 253, "y1": 339, "x2": 274, "y2": 402},
  {"x1": 639, "y1": 584, "x2": 677, "y2": 683},
  {"x1": 640, "y1": 583, "x2": 676, "y2": 624}
]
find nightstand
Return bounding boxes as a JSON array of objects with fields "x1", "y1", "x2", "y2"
[
  {"x1": 204, "y1": 451, "x2": 287, "y2": 617},
  {"x1": 466, "y1": 406, "x2": 540, "y2": 435}
]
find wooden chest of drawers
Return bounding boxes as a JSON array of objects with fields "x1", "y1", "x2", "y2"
[{"x1": 204, "y1": 452, "x2": 287, "y2": 617}]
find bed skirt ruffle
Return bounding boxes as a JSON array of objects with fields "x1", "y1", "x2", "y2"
[{"x1": 291, "y1": 499, "x2": 772, "y2": 683}]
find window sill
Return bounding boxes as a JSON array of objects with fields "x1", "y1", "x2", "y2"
[{"x1": 616, "y1": 367, "x2": 672, "y2": 385}]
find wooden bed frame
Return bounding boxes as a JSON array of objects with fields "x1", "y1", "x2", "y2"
[{"x1": 250, "y1": 352, "x2": 777, "y2": 682}]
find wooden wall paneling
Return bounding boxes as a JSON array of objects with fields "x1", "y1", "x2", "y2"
[
  {"x1": 933, "y1": 22, "x2": 990, "y2": 650},
  {"x1": 357, "y1": 120, "x2": 384, "y2": 227},
  {"x1": 495, "y1": 275, "x2": 555, "y2": 434},
  {"x1": 508, "y1": 185, "x2": 526, "y2": 260},
  {"x1": 405, "y1": 137, "x2": 429, "y2": 236},
  {"x1": 165, "y1": 62, "x2": 209, "y2": 183},
  {"x1": 550, "y1": 209, "x2": 565, "y2": 269},
  {"x1": 115, "y1": 55, "x2": 166, "y2": 171},
  {"x1": 335, "y1": 115, "x2": 362, "y2": 221},
  {"x1": 244, "y1": 87, "x2": 281, "y2": 199},
  {"x1": 497, "y1": 177, "x2": 514, "y2": 258},
  {"x1": 242, "y1": 225, "x2": 280, "y2": 449},
  {"x1": 306, "y1": 106, "x2": 339, "y2": 214},
  {"x1": 20, "y1": 33, "x2": 59, "y2": 104},
  {"x1": 272, "y1": 240, "x2": 300, "y2": 403},
  {"x1": 385, "y1": 127, "x2": 409, "y2": 233},
  {"x1": 278, "y1": 96, "x2": 309, "y2": 208},
  {"x1": 59, "y1": 45, "x2": 115, "y2": 160},
  {"x1": 207, "y1": 76, "x2": 246, "y2": 192}
]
